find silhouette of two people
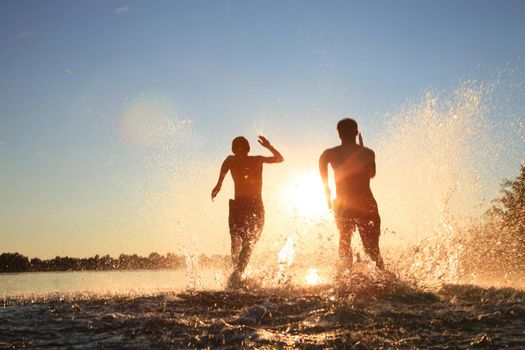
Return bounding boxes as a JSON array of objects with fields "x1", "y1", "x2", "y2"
[
  {"x1": 211, "y1": 136, "x2": 283, "y2": 286},
  {"x1": 212, "y1": 118, "x2": 384, "y2": 286}
]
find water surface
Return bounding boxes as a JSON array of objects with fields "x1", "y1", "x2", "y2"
[{"x1": 2, "y1": 269, "x2": 524, "y2": 348}]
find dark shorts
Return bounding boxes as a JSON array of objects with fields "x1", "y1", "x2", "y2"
[
  {"x1": 333, "y1": 199, "x2": 381, "y2": 241},
  {"x1": 229, "y1": 198, "x2": 265, "y2": 240}
]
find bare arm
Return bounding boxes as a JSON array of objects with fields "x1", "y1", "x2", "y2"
[
  {"x1": 369, "y1": 150, "x2": 376, "y2": 178},
  {"x1": 359, "y1": 133, "x2": 375, "y2": 178},
  {"x1": 211, "y1": 157, "x2": 231, "y2": 200},
  {"x1": 319, "y1": 150, "x2": 332, "y2": 210},
  {"x1": 257, "y1": 136, "x2": 284, "y2": 163}
]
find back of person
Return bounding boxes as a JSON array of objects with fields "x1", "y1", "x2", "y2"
[
  {"x1": 229, "y1": 156, "x2": 264, "y2": 200},
  {"x1": 319, "y1": 118, "x2": 384, "y2": 271},
  {"x1": 211, "y1": 135, "x2": 284, "y2": 287},
  {"x1": 329, "y1": 145, "x2": 376, "y2": 212}
]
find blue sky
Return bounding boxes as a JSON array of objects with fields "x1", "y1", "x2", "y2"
[{"x1": 1, "y1": 0, "x2": 524, "y2": 258}]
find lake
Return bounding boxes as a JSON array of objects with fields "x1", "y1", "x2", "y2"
[
  {"x1": 0, "y1": 269, "x2": 223, "y2": 298},
  {"x1": 2, "y1": 267, "x2": 525, "y2": 348}
]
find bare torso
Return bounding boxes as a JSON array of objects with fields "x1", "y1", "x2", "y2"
[
  {"x1": 322, "y1": 144, "x2": 377, "y2": 210},
  {"x1": 211, "y1": 136, "x2": 283, "y2": 203},
  {"x1": 228, "y1": 155, "x2": 264, "y2": 200}
]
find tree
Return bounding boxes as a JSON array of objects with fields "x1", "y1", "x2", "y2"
[
  {"x1": 488, "y1": 165, "x2": 525, "y2": 242},
  {"x1": 0, "y1": 253, "x2": 30, "y2": 272},
  {"x1": 460, "y1": 165, "x2": 525, "y2": 280}
]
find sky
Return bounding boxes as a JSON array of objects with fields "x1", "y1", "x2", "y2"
[{"x1": 1, "y1": 0, "x2": 525, "y2": 259}]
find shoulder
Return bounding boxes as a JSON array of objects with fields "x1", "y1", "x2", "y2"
[
  {"x1": 360, "y1": 147, "x2": 375, "y2": 161},
  {"x1": 320, "y1": 145, "x2": 341, "y2": 158},
  {"x1": 223, "y1": 155, "x2": 235, "y2": 165},
  {"x1": 363, "y1": 146, "x2": 375, "y2": 156},
  {"x1": 250, "y1": 155, "x2": 265, "y2": 163}
]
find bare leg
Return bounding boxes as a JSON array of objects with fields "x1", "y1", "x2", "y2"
[
  {"x1": 228, "y1": 200, "x2": 264, "y2": 289},
  {"x1": 228, "y1": 234, "x2": 258, "y2": 289},
  {"x1": 357, "y1": 217, "x2": 384, "y2": 269},
  {"x1": 236, "y1": 238, "x2": 256, "y2": 274},
  {"x1": 231, "y1": 234, "x2": 241, "y2": 267},
  {"x1": 227, "y1": 233, "x2": 243, "y2": 290},
  {"x1": 338, "y1": 228, "x2": 353, "y2": 270},
  {"x1": 228, "y1": 199, "x2": 243, "y2": 271},
  {"x1": 335, "y1": 212, "x2": 355, "y2": 271},
  {"x1": 235, "y1": 207, "x2": 264, "y2": 275}
]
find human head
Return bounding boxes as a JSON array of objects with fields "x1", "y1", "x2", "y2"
[
  {"x1": 231, "y1": 136, "x2": 250, "y2": 155},
  {"x1": 337, "y1": 118, "x2": 358, "y2": 142}
]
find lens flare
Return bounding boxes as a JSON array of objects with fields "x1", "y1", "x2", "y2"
[{"x1": 118, "y1": 96, "x2": 191, "y2": 148}]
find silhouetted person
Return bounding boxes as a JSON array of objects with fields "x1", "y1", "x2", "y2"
[
  {"x1": 212, "y1": 135, "x2": 283, "y2": 285},
  {"x1": 319, "y1": 118, "x2": 384, "y2": 272}
]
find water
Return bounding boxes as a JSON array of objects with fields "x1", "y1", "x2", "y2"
[
  {"x1": 0, "y1": 270, "x2": 220, "y2": 298},
  {"x1": 2, "y1": 268, "x2": 525, "y2": 348}
]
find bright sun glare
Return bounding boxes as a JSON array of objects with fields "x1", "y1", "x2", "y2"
[
  {"x1": 306, "y1": 268, "x2": 320, "y2": 285},
  {"x1": 284, "y1": 172, "x2": 330, "y2": 218}
]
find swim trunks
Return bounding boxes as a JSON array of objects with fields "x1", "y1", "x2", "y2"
[
  {"x1": 228, "y1": 198, "x2": 265, "y2": 241},
  {"x1": 333, "y1": 198, "x2": 382, "y2": 267}
]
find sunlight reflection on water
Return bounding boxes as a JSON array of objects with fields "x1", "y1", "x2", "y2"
[{"x1": 0, "y1": 269, "x2": 222, "y2": 298}]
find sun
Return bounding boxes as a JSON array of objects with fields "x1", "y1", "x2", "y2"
[
  {"x1": 283, "y1": 171, "x2": 331, "y2": 218},
  {"x1": 305, "y1": 268, "x2": 320, "y2": 286}
]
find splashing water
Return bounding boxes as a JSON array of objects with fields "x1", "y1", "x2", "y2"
[
  {"x1": 278, "y1": 236, "x2": 295, "y2": 267},
  {"x1": 376, "y1": 84, "x2": 490, "y2": 243},
  {"x1": 183, "y1": 251, "x2": 200, "y2": 289},
  {"x1": 276, "y1": 236, "x2": 295, "y2": 283},
  {"x1": 279, "y1": 237, "x2": 295, "y2": 268},
  {"x1": 247, "y1": 77, "x2": 525, "y2": 289},
  {"x1": 372, "y1": 79, "x2": 525, "y2": 287},
  {"x1": 176, "y1": 224, "x2": 201, "y2": 289}
]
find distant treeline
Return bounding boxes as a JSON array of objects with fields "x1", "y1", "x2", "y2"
[{"x1": 0, "y1": 252, "x2": 229, "y2": 273}]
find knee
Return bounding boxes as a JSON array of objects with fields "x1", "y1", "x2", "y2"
[
  {"x1": 242, "y1": 238, "x2": 254, "y2": 250},
  {"x1": 231, "y1": 235, "x2": 241, "y2": 245}
]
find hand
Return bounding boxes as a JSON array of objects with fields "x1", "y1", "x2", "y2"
[
  {"x1": 211, "y1": 184, "x2": 221, "y2": 201},
  {"x1": 358, "y1": 132, "x2": 364, "y2": 147},
  {"x1": 257, "y1": 135, "x2": 272, "y2": 148}
]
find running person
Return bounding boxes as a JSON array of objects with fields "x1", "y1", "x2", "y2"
[
  {"x1": 212, "y1": 135, "x2": 284, "y2": 284},
  {"x1": 319, "y1": 118, "x2": 384, "y2": 271}
]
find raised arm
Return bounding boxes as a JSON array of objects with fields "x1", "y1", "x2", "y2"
[
  {"x1": 211, "y1": 156, "x2": 231, "y2": 200},
  {"x1": 257, "y1": 136, "x2": 284, "y2": 163},
  {"x1": 319, "y1": 150, "x2": 332, "y2": 210}
]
